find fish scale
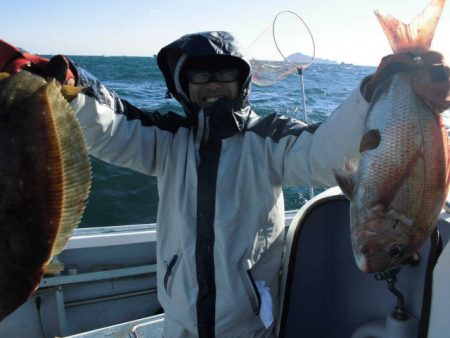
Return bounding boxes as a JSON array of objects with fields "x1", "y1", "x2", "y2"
[{"x1": 337, "y1": 63, "x2": 448, "y2": 273}]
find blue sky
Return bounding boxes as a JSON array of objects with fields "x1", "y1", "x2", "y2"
[{"x1": 2, "y1": 0, "x2": 449, "y2": 66}]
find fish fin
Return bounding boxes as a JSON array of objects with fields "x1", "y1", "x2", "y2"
[
  {"x1": 0, "y1": 72, "x2": 10, "y2": 80},
  {"x1": 360, "y1": 129, "x2": 381, "y2": 152},
  {"x1": 61, "y1": 84, "x2": 84, "y2": 102},
  {"x1": 345, "y1": 156, "x2": 360, "y2": 172},
  {"x1": 374, "y1": 0, "x2": 445, "y2": 53},
  {"x1": 334, "y1": 167, "x2": 356, "y2": 199},
  {"x1": 43, "y1": 260, "x2": 64, "y2": 275},
  {"x1": 45, "y1": 81, "x2": 91, "y2": 258}
]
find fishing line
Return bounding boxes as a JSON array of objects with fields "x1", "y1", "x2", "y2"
[{"x1": 272, "y1": 10, "x2": 316, "y2": 198}]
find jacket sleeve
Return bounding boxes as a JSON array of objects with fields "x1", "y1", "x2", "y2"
[
  {"x1": 69, "y1": 64, "x2": 181, "y2": 176},
  {"x1": 281, "y1": 84, "x2": 369, "y2": 188}
]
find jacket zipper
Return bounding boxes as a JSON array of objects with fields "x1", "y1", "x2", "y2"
[
  {"x1": 194, "y1": 111, "x2": 204, "y2": 164},
  {"x1": 195, "y1": 118, "x2": 221, "y2": 337},
  {"x1": 163, "y1": 254, "x2": 179, "y2": 293},
  {"x1": 247, "y1": 270, "x2": 261, "y2": 315},
  {"x1": 203, "y1": 115, "x2": 210, "y2": 143}
]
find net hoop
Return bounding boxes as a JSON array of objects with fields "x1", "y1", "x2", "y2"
[{"x1": 272, "y1": 10, "x2": 316, "y2": 70}]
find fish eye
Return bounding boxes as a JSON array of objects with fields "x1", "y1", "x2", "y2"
[{"x1": 389, "y1": 244, "x2": 404, "y2": 258}]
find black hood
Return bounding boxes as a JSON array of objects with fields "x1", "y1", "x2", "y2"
[{"x1": 156, "y1": 31, "x2": 252, "y2": 118}]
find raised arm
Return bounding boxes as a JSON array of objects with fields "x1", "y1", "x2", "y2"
[{"x1": 0, "y1": 39, "x2": 191, "y2": 176}]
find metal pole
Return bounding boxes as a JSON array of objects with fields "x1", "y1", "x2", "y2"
[
  {"x1": 298, "y1": 67, "x2": 314, "y2": 198},
  {"x1": 273, "y1": 11, "x2": 316, "y2": 199}
]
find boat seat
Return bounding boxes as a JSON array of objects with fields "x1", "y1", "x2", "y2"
[{"x1": 277, "y1": 187, "x2": 450, "y2": 338}]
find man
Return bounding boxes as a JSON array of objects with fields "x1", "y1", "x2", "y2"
[{"x1": 1, "y1": 31, "x2": 449, "y2": 337}]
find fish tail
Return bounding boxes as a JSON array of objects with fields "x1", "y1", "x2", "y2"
[{"x1": 375, "y1": 0, "x2": 445, "y2": 53}]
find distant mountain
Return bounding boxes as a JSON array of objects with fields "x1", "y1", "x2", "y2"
[{"x1": 287, "y1": 52, "x2": 338, "y2": 65}]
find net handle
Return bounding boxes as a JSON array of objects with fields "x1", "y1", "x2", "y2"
[
  {"x1": 272, "y1": 10, "x2": 316, "y2": 71},
  {"x1": 272, "y1": 10, "x2": 316, "y2": 198}
]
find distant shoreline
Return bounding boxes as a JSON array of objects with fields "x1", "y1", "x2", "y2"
[{"x1": 37, "y1": 53, "x2": 376, "y2": 67}]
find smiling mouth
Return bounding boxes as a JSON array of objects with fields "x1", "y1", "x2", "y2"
[{"x1": 202, "y1": 96, "x2": 225, "y2": 104}]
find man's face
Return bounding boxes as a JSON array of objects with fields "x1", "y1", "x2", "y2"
[{"x1": 187, "y1": 68, "x2": 239, "y2": 109}]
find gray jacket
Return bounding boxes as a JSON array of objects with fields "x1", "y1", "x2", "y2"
[{"x1": 69, "y1": 31, "x2": 369, "y2": 337}]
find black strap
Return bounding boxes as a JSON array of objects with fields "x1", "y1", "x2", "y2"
[
  {"x1": 196, "y1": 139, "x2": 221, "y2": 338},
  {"x1": 417, "y1": 228, "x2": 443, "y2": 338}
]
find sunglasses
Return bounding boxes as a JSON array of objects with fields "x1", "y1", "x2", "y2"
[{"x1": 187, "y1": 68, "x2": 239, "y2": 84}]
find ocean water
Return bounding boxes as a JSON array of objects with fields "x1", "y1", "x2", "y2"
[{"x1": 69, "y1": 56, "x2": 375, "y2": 227}]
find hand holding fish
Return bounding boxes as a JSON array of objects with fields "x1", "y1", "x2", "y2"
[
  {"x1": 0, "y1": 39, "x2": 76, "y2": 85},
  {"x1": 364, "y1": 53, "x2": 423, "y2": 101},
  {"x1": 412, "y1": 51, "x2": 450, "y2": 112},
  {"x1": 44, "y1": 54, "x2": 76, "y2": 86},
  {"x1": 365, "y1": 51, "x2": 450, "y2": 112}
]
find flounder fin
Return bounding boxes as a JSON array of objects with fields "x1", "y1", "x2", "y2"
[
  {"x1": 375, "y1": 0, "x2": 445, "y2": 53},
  {"x1": 61, "y1": 84, "x2": 84, "y2": 102},
  {"x1": 334, "y1": 166, "x2": 356, "y2": 199},
  {"x1": 45, "y1": 81, "x2": 92, "y2": 259},
  {"x1": 43, "y1": 259, "x2": 64, "y2": 275},
  {"x1": 360, "y1": 129, "x2": 381, "y2": 152}
]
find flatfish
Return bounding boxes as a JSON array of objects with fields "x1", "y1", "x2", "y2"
[{"x1": 0, "y1": 71, "x2": 91, "y2": 320}]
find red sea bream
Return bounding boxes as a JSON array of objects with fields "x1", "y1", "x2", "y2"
[{"x1": 334, "y1": 0, "x2": 450, "y2": 273}]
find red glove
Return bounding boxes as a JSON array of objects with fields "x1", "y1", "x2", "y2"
[
  {"x1": 0, "y1": 39, "x2": 76, "y2": 85},
  {"x1": 364, "y1": 51, "x2": 450, "y2": 112}
]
